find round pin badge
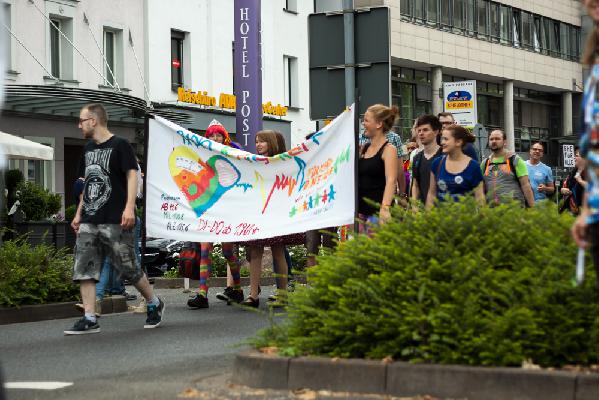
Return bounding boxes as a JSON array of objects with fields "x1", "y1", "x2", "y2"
[{"x1": 455, "y1": 176, "x2": 464, "y2": 184}]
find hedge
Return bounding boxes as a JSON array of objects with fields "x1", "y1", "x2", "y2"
[{"x1": 251, "y1": 198, "x2": 599, "y2": 367}]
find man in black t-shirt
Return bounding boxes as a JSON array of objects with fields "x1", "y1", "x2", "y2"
[
  {"x1": 65, "y1": 103, "x2": 164, "y2": 335},
  {"x1": 411, "y1": 115, "x2": 443, "y2": 205}
]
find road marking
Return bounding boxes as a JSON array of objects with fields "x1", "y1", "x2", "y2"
[{"x1": 4, "y1": 382, "x2": 73, "y2": 390}]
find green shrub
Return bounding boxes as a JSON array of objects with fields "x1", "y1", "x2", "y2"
[
  {"x1": 210, "y1": 244, "x2": 247, "y2": 277},
  {"x1": 16, "y1": 181, "x2": 62, "y2": 221},
  {"x1": 288, "y1": 245, "x2": 308, "y2": 272},
  {"x1": 0, "y1": 235, "x2": 79, "y2": 307},
  {"x1": 252, "y1": 198, "x2": 599, "y2": 367}
]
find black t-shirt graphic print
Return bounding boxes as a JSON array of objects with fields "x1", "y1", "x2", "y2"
[{"x1": 78, "y1": 136, "x2": 137, "y2": 224}]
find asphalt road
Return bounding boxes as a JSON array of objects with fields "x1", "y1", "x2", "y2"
[{"x1": 0, "y1": 287, "x2": 276, "y2": 400}]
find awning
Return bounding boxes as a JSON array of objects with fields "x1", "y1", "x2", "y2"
[{"x1": 0, "y1": 131, "x2": 54, "y2": 160}]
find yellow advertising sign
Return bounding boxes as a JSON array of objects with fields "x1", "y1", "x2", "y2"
[
  {"x1": 445, "y1": 101, "x2": 473, "y2": 110},
  {"x1": 178, "y1": 88, "x2": 288, "y2": 117}
]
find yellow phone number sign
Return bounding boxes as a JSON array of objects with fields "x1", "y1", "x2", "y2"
[{"x1": 445, "y1": 101, "x2": 473, "y2": 109}]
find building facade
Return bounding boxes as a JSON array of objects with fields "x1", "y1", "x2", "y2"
[
  {"x1": 1, "y1": 0, "x2": 148, "y2": 209},
  {"x1": 144, "y1": 0, "x2": 315, "y2": 147},
  {"x1": 316, "y1": 0, "x2": 584, "y2": 166}
]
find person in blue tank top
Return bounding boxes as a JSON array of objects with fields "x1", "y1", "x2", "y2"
[{"x1": 426, "y1": 125, "x2": 485, "y2": 209}]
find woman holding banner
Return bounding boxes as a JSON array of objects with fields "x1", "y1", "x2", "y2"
[
  {"x1": 241, "y1": 130, "x2": 304, "y2": 308},
  {"x1": 358, "y1": 104, "x2": 399, "y2": 234},
  {"x1": 187, "y1": 120, "x2": 244, "y2": 309}
]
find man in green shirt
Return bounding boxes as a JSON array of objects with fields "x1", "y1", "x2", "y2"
[{"x1": 480, "y1": 129, "x2": 535, "y2": 207}]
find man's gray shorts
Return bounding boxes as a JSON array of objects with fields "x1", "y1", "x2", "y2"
[{"x1": 73, "y1": 223, "x2": 143, "y2": 284}]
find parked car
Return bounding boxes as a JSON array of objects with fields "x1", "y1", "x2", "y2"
[{"x1": 142, "y1": 238, "x2": 184, "y2": 277}]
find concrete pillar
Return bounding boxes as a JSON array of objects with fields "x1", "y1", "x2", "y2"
[
  {"x1": 562, "y1": 91, "x2": 573, "y2": 136},
  {"x1": 431, "y1": 66, "x2": 443, "y2": 115},
  {"x1": 503, "y1": 80, "x2": 515, "y2": 152}
]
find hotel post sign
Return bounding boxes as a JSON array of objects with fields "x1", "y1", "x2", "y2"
[{"x1": 234, "y1": 0, "x2": 262, "y2": 153}]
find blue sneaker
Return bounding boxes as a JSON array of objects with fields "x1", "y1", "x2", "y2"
[{"x1": 144, "y1": 298, "x2": 165, "y2": 329}]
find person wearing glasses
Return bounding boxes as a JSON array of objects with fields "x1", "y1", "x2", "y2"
[
  {"x1": 66, "y1": 103, "x2": 165, "y2": 335},
  {"x1": 437, "y1": 112, "x2": 480, "y2": 162},
  {"x1": 525, "y1": 142, "x2": 555, "y2": 203}
]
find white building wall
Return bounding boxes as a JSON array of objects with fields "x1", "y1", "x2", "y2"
[
  {"x1": 388, "y1": 0, "x2": 583, "y2": 92},
  {"x1": 6, "y1": 0, "x2": 146, "y2": 98},
  {"x1": 145, "y1": 0, "x2": 315, "y2": 145}
]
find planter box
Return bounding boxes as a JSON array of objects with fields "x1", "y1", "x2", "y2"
[
  {"x1": 0, "y1": 296, "x2": 127, "y2": 325},
  {"x1": 233, "y1": 352, "x2": 599, "y2": 400},
  {"x1": 14, "y1": 221, "x2": 69, "y2": 249}
]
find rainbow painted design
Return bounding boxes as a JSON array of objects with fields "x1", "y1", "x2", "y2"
[{"x1": 169, "y1": 146, "x2": 241, "y2": 218}]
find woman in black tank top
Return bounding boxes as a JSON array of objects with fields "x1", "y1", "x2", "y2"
[{"x1": 358, "y1": 105, "x2": 399, "y2": 232}]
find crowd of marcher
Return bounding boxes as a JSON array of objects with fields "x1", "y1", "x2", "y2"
[{"x1": 64, "y1": 0, "x2": 598, "y2": 336}]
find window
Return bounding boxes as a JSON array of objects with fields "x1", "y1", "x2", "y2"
[
  {"x1": 512, "y1": 10, "x2": 521, "y2": 48},
  {"x1": 414, "y1": 0, "x2": 425, "y2": 21},
  {"x1": 440, "y1": 0, "x2": 451, "y2": 28},
  {"x1": 570, "y1": 25, "x2": 580, "y2": 61},
  {"x1": 543, "y1": 17, "x2": 553, "y2": 55},
  {"x1": 551, "y1": 21, "x2": 560, "y2": 56},
  {"x1": 466, "y1": 0, "x2": 475, "y2": 35},
  {"x1": 499, "y1": 5, "x2": 510, "y2": 44},
  {"x1": 171, "y1": 30, "x2": 185, "y2": 90},
  {"x1": 533, "y1": 16, "x2": 543, "y2": 53},
  {"x1": 476, "y1": 0, "x2": 488, "y2": 38},
  {"x1": 50, "y1": 18, "x2": 61, "y2": 77},
  {"x1": 521, "y1": 11, "x2": 532, "y2": 50},
  {"x1": 426, "y1": 0, "x2": 437, "y2": 25},
  {"x1": 453, "y1": 0, "x2": 464, "y2": 31},
  {"x1": 48, "y1": 15, "x2": 73, "y2": 80},
  {"x1": 489, "y1": 2, "x2": 499, "y2": 42},
  {"x1": 103, "y1": 30, "x2": 115, "y2": 86},
  {"x1": 401, "y1": 0, "x2": 412, "y2": 16},
  {"x1": 560, "y1": 22, "x2": 570, "y2": 60},
  {"x1": 285, "y1": 0, "x2": 297, "y2": 13},
  {"x1": 284, "y1": 55, "x2": 299, "y2": 108}
]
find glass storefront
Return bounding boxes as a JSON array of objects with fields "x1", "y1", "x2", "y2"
[{"x1": 392, "y1": 67, "x2": 563, "y2": 162}]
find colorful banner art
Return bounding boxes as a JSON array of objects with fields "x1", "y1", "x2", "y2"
[{"x1": 146, "y1": 107, "x2": 355, "y2": 242}]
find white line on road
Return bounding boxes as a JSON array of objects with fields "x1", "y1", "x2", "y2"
[{"x1": 4, "y1": 382, "x2": 74, "y2": 390}]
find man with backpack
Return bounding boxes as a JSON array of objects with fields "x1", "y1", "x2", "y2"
[{"x1": 481, "y1": 129, "x2": 535, "y2": 207}]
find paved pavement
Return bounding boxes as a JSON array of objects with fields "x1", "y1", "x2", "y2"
[
  {"x1": 0, "y1": 287, "x2": 437, "y2": 400},
  {"x1": 0, "y1": 287, "x2": 274, "y2": 400}
]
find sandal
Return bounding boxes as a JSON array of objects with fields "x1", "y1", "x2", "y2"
[{"x1": 240, "y1": 296, "x2": 260, "y2": 308}]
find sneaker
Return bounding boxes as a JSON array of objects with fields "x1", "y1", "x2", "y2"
[
  {"x1": 215, "y1": 286, "x2": 235, "y2": 303},
  {"x1": 216, "y1": 287, "x2": 244, "y2": 305},
  {"x1": 240, "y1": 296, "x2": 259, "y2": 308},
  {"x1": 187, "y1": 293, "x2": 209, "y2": 309},
  {"x1": 64, "y1": 317, "x2": 100, "y2": 335},
  {"x1": 144, "y1": 298, "x2": 165, "y2": 329},
  {"x1": 227, "y1": 289, "x2": 244, "y2": 304},
  {"x1": 74, "y1": 299, "x2": 102, "y2": 317}
]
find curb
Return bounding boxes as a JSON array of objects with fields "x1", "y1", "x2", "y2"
[
  {"x1": 152, "y1": 276, "x2": 277, "y2": 289},
  {"x1": 0, "y1": 296, "x2": 128, "y2": 325},
  {"x1": 232, "y1": 352, "x2": 599, "y2": 400}
]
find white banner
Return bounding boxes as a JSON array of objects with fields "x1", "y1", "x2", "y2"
[
  {"x1": 443, "y1": 80, "x2": 478, "y2": 127},
  {"x1": 563, "y1": 144, "x2": 575, "y2": 168},
  {"x1": 146, "y1": 107, "x2": 355, "y2": 242}
]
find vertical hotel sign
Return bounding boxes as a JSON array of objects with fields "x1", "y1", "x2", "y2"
[
  {"x1": 234, "y1": 0, "x2": 263, "y2": 153},
  {"x1": 443, "y1": 80, "x2": 478, "y2": 127}
]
